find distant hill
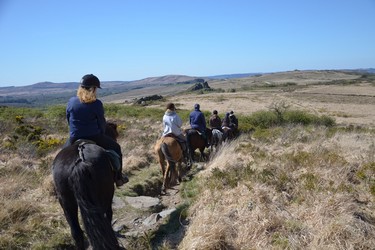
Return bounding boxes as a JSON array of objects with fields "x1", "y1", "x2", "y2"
[
  {"x1": 0, "y1": 75, "x2": 206, "y2": 107},
  {"x1": 342, "y1": 68, "x2": 375, "y2": 74},
  {"x1": 206, "y1": 73, "x2": 262, "y2": 79},
  {"x1": 0, "y1": 69, "x2": 373, "y2": 107}
]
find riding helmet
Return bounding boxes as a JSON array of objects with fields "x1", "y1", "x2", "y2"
[
  {"x1": 80, "y1": 74, "x2": 101, "y2": 89},
  {"x1": 213, "y1": 110, "x2": 218, "y2": 114},
  {"x1": 194, "y1": 103, "x2": 200, "y2": 110}
]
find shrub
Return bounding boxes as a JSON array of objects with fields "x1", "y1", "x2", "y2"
[
  {"x1": 315, "y1": 115, "x2": 335, "y2": 127},
  {"x1": 245, "y1": 111, "x2": 278, "y2": 129},
  {"x1": 252, "y1": 127, "x2": 282, "y2": 142},
  {"x1": 35, "y1": 137, "x2": 64, "y2": 156},
  {"x1": 104, "y1": 103, "x2": 164, "y2": 121},
  {"x1": 44, "y1": 105, "x2": 66, "y2": 120},
  {"x1": 283, "y1": 110, "x2": 314, "y2": 125}
]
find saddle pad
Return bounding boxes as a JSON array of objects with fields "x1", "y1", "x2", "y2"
[{"x1": 74, "y1": 139, "x2": 96, "y2": 145}]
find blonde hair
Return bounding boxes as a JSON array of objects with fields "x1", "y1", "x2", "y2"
[{"x1": 77, "y1": 86, "x2": 97, "y2": 103}]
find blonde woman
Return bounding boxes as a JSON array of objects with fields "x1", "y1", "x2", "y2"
[{"x1": 65, "y1": 74, "x2": 126, "y2": 187}]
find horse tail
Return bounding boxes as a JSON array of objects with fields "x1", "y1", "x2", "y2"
[
  {"x1": 161, "y1": 142, "x2": 175, "y2": 164},
  {"x1": 160, "y1": 142, "x2": 177, "y2": 191},
  {"x1": 70, "y1": 162, "x2": 120, "y2": 250}
]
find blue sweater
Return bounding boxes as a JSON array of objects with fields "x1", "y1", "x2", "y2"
[
  {"x1": 189, "y1": 109, "x2": 206, "y2": 132},
  {"x1": 66, "y1": 96, "x2": 106, "y2": 138}
]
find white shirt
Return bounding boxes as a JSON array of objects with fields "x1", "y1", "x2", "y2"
[{"x1": 162, "y1": 110, "x2": 183, "y2": 136}]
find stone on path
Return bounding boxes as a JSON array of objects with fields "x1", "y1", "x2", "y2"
[{"x1": 125, "y1": 196, "x2": 160, "y2": 209}]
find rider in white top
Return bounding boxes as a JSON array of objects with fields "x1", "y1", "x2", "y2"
[
  {"x1": 163, "y1": 105, "x2": 183, "y2": 137},
  {"x1": 162, "y1": 103, "x2": 188, "y2": 160}
]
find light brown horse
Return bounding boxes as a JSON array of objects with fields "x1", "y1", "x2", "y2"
[{"x1": 154, "y1": 136, "x2": 183, "y2": 193}]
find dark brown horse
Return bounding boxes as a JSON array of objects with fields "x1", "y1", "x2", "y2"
[
  {"x1": 222, "y1": 126, "x2": 238, "y2": 141},
  {"x1": 154, "y1": 136, "x2": 183, "y2": 193},
  {"x1": 52, "y1": 122, "x2": 121, "y2": 250},
  {"x1": 185, "y1": 128, "x2": 212, "y2": 164}
]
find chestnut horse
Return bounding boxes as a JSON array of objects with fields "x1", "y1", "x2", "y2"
[
  {"x1": 154, "y1": 136, "x2": 183, "y2": 193},
  {"x1": 52, "y1": 122, "x2": 121, "y2": 250}
]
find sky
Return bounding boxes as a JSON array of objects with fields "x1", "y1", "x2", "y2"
[{"x1": 0, "y1": 0, "x2": 374, "y2": 87}]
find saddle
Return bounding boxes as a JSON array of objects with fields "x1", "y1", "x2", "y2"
[
  {"x1": 163, "y1": 134, "x2": 187, "y2": 151},
  {"x1": 74, "y1": 140, "x2": 121, "y2": 171},
  {"x1": 189, "y1": 129, "x2": 202, "y2": 135},
  {"x1": 164, "y1": 133, "x2": 177, "y2": 139}
]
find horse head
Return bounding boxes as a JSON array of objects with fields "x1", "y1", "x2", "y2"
[{"x1": 105, "y1": 121, "x2": 119, "y2": 141}]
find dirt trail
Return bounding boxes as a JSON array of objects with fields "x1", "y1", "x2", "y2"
[{"x1": 115, "y1": 173, "x2": 188, "y2": 249}]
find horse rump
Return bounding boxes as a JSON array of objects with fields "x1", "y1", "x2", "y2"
[
  {"x1": 70, "y1": 160, "x2": 119, "y2": 250},
  {"x1": 160, "y1": 142, "x2": 179, "y2": 189},
  {"x1": 53, "y1": 144, "x2": 120, "y2": 250},
  {"x1": 154, "y1": 137, "x2": 183, "y2": 193}
]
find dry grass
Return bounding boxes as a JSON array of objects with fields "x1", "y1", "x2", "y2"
[
  {"x1": 0, "y1": 154, "x2": 71, "y2": 249},
  {"x1": 1, "y1": 70, "x2": 374, "y2": 248},
  {"x1": 179, "y1": 127, "x2": 375, "y2": 249}
]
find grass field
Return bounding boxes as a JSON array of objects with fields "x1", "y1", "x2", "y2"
[{"x1": 0, "y1": 70, "x2": 374, "y2": 249}]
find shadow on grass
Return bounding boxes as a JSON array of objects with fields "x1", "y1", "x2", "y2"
[{"x1": 150, "y1": 202, "x2": 190, "y2": 249}]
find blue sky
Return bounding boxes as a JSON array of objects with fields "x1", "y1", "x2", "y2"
[{"x1": 1, "y1": 0, "x2": 374, "y2": 87}]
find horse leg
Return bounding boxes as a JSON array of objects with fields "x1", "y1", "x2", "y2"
[
  {"x1": 58, "y1": 193, "x2": 85, "y2": 250},
  {"x1": 189, "y1": 146, "x2": 195, "y2": 163},
  {"x1": 169, "y1": 161, "x2": 177, "y2": 186},
  {"x1": 177, "y1": 161, "x2": 182, "y2": 183},
  {"x1": 162, "y1": 162, "x2": 170, "y2": 193},
  {"x1": 104, "y1": 195, "x2": 114, "y2": 224},
  {"x1": 158, "y1": 150, "x2": 166, "y2": 176},
  {"x1": 200, "y1": 148, "x2": 206, "y2": 162},
  {"x1": 105, "y1": 206, "x2": 113, "y2": 226}
]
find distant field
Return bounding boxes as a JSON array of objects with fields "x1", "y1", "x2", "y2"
[{"x1": 130, "y1": 70, "x2": 374, "y2": 127}]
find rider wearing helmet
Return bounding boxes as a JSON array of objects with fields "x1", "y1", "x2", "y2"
[
  {"x1": 189, "y1": 103, "x2": 209, "y2": 147},
  {"x1": 65, "y1": 74, "x2": 127, "y2": 187},
  {"x1": 209, "y1": 110, "x2": 222, "y2": 131},
  {"x1": 162, "y1": 103, "x2": 188, "y2": 160},
  {"x1": 229, "y1": 110, "x2": 238, "y2": 132}
]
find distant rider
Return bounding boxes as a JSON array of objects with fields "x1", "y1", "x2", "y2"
[
  {"x1": 189, "y1": 103, "x2": 209, "y2": 147},
  {"x1": 209, "y1": 110, "x2": 222, "y2": 131},
  {"x1": 222, "y1": 110, "x2": 238, "y2": 139}
]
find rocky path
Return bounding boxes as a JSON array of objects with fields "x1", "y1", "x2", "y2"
[{"x1": 113, "y1": 181, "x2": 186, "y2": 249}]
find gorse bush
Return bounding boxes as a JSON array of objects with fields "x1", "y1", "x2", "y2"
[
  {"x1": 238, "y1": 109, "x2": 335, "y2": 131},
  {"x1": 104, "y1": 103, "x2": 165, "y2": 121},
  {"x1": 242, "y1": 111, "x2": 278, "y2": 129},
  {"x1": 283, "y1": 110, "x2": 314, "y2": 125},
  {"x1": 35, "y1": 137, "x2": 64, "y2": 156}
]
